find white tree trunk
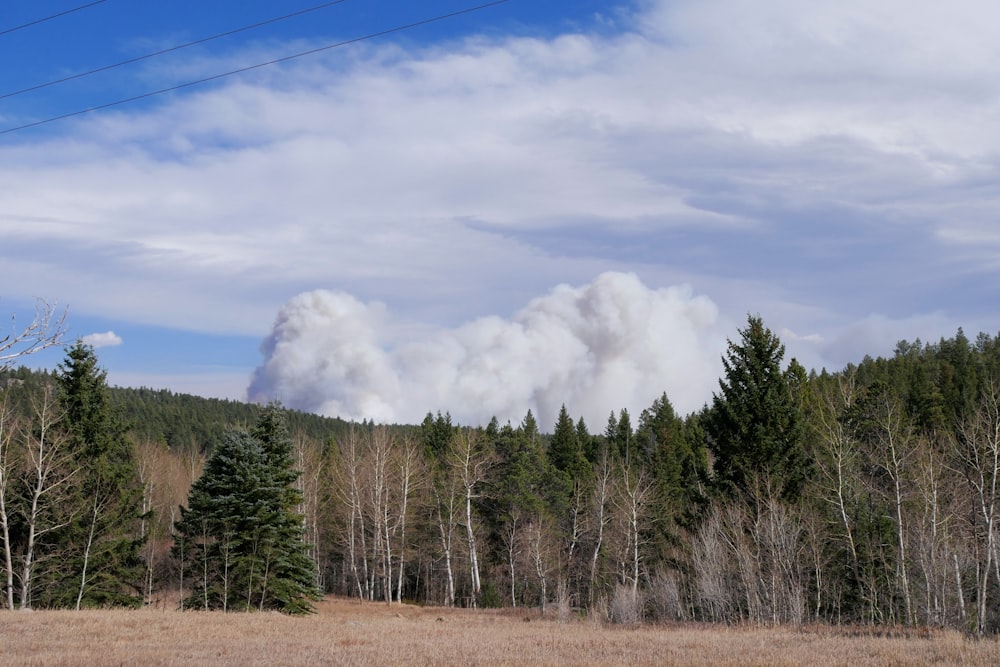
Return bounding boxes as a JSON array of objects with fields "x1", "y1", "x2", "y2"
[
  {"x1": 76, "y1": 494, "x2": 102, "y2": 610},
  {"x1": 19, "y1": 389, "x2": 75, "y2": 610},
  {"x1": 434, "y1": 482, "x2": 458, "y2": 607},
  {"x1": 451, "y1": 430, "x2": 490, "y2": 604},
  {"x1": 589, "y1": 452, "x2": 611, "y2": 605},
  {"x1": 0, "y1": 397, "x2": 16, "y2": 610}
]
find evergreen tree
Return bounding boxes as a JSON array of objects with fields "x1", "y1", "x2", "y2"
[
  {"x1": 41, "y1": 343, "x2": 145, "y2": 608},
  {"x1": 174, "y1": 405, "x2": 320, "y2": 614},
  {"x1": 603, "y1": 411, "x2": 618, "y2": 455},
  {"x1": 548, "y1": 406, "x2": 584, "y2": 477},
  {"x1": 637, "y1": 393, "x2": 707, "y2": 535},
  {"x1": 617, "y1": 408, "x2": 636, "y2": 467},
  {"x1": 706, "y1": 316, "x2": 809, "y2": 502},
  {"x1": 576, "y1": 417, "x2": 598, "y2": 463},
  {"x1": 421, "y1": 411, "x2": 455, "y2": 463}
]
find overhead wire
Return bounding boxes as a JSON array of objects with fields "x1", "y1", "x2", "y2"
[
  {"x1": 0, "y1": 0, "x2": 512, "y2": 137},
  {"x1": 1, "y1": 0, "x2": 353, "y2": 101},
  {"x1": 0, "y1": 1, "x2": 109, "y2": 38}
]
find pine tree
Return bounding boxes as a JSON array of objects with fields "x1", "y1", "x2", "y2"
[
  {"x1": 637, "y1": 393, "x2": 708, "y2": 541},
  {"x1": 174, "y1": 405, "x2": 320, "y2": 614},
  {"x1": 421, "y1": 411, "x2": 455, "y2": 462},
  {"x1": 548, "y1": 405, "x2": 587, "y2": 481},
  {"x1": 576, "y1": 417, "x2": 598, "y2": 463},
  {"x1": 41, "y1": 343, "x2": 145, "y2": 608},
  {"x1": 617, "y1": 408, "x2": 636, "y2": 467},
  {"x1": 706, "y1": 316, "x2": 809, "y2": 502}
]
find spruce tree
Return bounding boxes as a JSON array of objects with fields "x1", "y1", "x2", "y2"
[
  {"x1": 174, "y1": 405, "x2": 320, "y2": 614},
  {"x1": 706, "y1": 316, "x2": 809, "y2": 502},
  {"x1": 616, "y1": 408, "x2": 636, "y2": 466},
  {"x1": 637, "y1": 393, "x2": 708, "y2": 539},
  {"x1": 548, "y1": 405, "x2": 588, "y2": 481},
  {"x1": 42, "y1": 343, "x2": 145, "y2": 608}
]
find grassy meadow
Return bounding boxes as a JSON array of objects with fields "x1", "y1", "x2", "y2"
[{"x1": 1, "y1": 597, "x2": 999, "y2": 666}]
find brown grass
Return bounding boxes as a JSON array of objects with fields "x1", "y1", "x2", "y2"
[{"x1": 1, "y1": 597, "x2": 998, "y2": 666}]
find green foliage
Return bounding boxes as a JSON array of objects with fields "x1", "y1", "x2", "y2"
[
  {"x1": 109, "y1": 385, "x2": 352, "y2": 453},
  {"x1": 421, "y1": 411, "x2": 456, "y2": 463},
  {"x1": 174, "y1": 405, "x2": 320, "y2": 614},
  {"x1": 637, "y1": 393, "x2": 708, "y2": 534},
  {"x1": 489, "y1": 417, "x2": 547, "y2": 519},
  {"x1": 39, "y1": 343, "x2": 145, "y2": 608},
  {"x1": 547, "y1": 405, "x2": 589, "y2": 482},
  {"x1": 706, "y1": 315, "x2": 809, "y2": 502}
]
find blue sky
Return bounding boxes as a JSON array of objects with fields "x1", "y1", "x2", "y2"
[{"x1": 3, "y1": 0, "x2": 999, "y2": 429}]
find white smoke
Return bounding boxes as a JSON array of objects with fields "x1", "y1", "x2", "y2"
[{"x1": 248, "y1": 272, "x2": 729, "y2": 429}]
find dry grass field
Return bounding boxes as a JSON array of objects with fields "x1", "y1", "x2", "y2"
[{"x1": 2, "y1": 597, "x2": 999, "y2": 666}]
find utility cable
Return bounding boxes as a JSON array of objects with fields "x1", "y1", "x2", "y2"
[
  {"x1": 0, "y1": 0, "x2": 511, "y2": 137},
  {"x1": 1, "y1": 0, "x2": 352, "y2": 101},
  {"x1": 0, "y1": 1, "x2": 109, "y2": 38}
]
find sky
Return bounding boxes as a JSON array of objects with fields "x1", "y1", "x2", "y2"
[{"x1": 2, "y1": 0, "x2": 999, "y2": 430}]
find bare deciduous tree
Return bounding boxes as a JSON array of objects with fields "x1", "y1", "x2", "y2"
[
  {"x1": 448, "y1": 429, "x2": 493, "y2": 605},
  {"x1": 294, "y1": 434, "x2": 325, "y2": 591},
  {"x1": 0, "y1": 391, "x2": 18, "y2": 609},
  {"x1": 611, "y1": 460, "x2": 654, "y2": 595},
  {"x1": 336, "y1": 426, "x2": 369, "y2": 600},
  {"x1": 522, "y1": 512, "x2": 558, "y2": 615},
  {"x1": 957, "y1": 379, "x2": 1000, "y2": 635},
  {"x1": 433, "y1": 467, "x2": 460, "y2": 607},
  {"x1": 18, "y1": 385, "x2": 77, "y2": 609},
  {"x1": 392, "y1": 436, "x2": 422, "y2": 603},
  {"x1": 862, "y1": 390, "x2": 916, "y2": 625},
  {"x1": 0, "y1": 299, "x2": 67, "y2": 370},
  {"x1": 587, "y1": 449, "x2": 613, "y2": 605}
]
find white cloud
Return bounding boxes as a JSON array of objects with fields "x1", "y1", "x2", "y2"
[
  {"x1": 248, "y1": 272, "x2": 728, "y2": 428},
  {"x1": 80, "y1": 331, "x2": 123, "y2": 349}
]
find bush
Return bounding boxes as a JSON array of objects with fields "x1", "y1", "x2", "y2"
[
  {"x1": 609, "y1": 585, "x2": 644, "y2": 625},
  {"x1": 646, "y1": 568, "x2": 686, "y2": 621}
]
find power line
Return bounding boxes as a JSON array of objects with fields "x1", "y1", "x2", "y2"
[
  {"x1": 1, "y1": 0, "x2": 353, "y2": 101},
  {"x1": 0, "y1": 0, "x2": 512, "y2": 137},
  {"x1": 0, "y1": 1, "x2": 109, "y2": 38}
]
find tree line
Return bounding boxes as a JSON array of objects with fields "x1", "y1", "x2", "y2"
[{"x1": 2, "y1": 317, "x2": 1000, "y2": 633}]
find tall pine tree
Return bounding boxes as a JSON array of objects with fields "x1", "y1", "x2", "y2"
[
  {"x1": 40, "y1": 342, "x2": 145, "y2": 608},
  {"x1": 706, "y1": 316, "x2": 809, "y2": 502}
]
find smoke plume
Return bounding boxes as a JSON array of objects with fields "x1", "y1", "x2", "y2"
[{"x1": 248, "y1": 272, "x2": 728, "y2": 429}]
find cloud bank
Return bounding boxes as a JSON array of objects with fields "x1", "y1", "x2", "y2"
[{"x1": 248, "y1": 272, "x2": 727, "y2": 428}]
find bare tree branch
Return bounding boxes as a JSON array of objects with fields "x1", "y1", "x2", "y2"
[{"x1": 0, "y1": 299, "x2": 68, "y2": 369}]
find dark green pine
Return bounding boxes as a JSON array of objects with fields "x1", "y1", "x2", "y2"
[
  {"x1": 705, "y1": 315, "x2": 809, "y2": 503},
  {"x1": 39, "y1": 343, "x2": 145, "y2": 608}
]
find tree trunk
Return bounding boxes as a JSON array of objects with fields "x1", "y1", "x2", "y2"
[
  {"x1": 589, "y1": 453, "x2": 611, "y2": 605},
  {"x1": 0, "y1": 401, "x2": 15, "y2": 610},
  {"x1": 464, "y1": 488, "x2": 480, "y2": 604},
  {"x1": 504, "y1": 514, "x2": 519, "y2": 607},
  {"x1": 435, "y1": 487, "x2": 457, "y2": 607},
  {"x1": 20, "y1": 390, "x2": 75, "y2": 610},
  {"x1": 75, "y1": 494, "x2": 102, "y2": 610}
]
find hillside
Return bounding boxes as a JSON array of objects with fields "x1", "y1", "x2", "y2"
[{"x1": 1, "y1": 365, "x2": 357, "y2": 450}]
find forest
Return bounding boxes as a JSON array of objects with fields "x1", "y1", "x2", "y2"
[{"x1": 2, "y1": 316, "x2": 1000, "y2": 635}]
